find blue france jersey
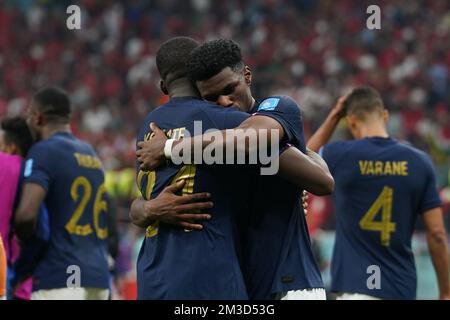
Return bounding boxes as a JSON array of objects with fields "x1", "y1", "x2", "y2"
[
  {"x1": 321, "y1": 137, "x2": 441, "y2": 299},
  {"x1": 243, "y1": 96, "x2": 323, "y2": 299},
  {"x1": 136, "y1": 97, "x2": 254, "y2": 300},
  {"x1": 24, "y1": 132, "x2": 109, "y2": 291}
]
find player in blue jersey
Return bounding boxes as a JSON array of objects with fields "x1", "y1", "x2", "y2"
[
  {"x1": 137, "y1": 39, "x2": 331, "y2": 300},
  {"x1": 131, "y1": 37, "x2": 333, "y2": 299},
  {"x1": 14, "y1": 87, "x2": 110, "y2": 300},
  {"x1": 308, "y1": 87, "x2": 450, "y2": 300}
]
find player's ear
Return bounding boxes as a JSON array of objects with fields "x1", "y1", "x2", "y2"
[
  {"x1": 5, "y1": 143, "x2": 19, "y2": 156},
  {"x1": 244, "y1": 66, "x2": 252, "y2": 86},
  {"x1": 346, "y1": 114, "x2": 357, "y2": 131},
  {"x1": 36, "y1": 112, "x2": 45, "y2": 126},
  {"x1": 3, "y1": 143, "x2": 14, "y2": 155},
  {"x1": 383, "y1": 109, "x2": 389, "y2": 123},
  {"x1": 160, "y1": 80, "x2": 169, "y2": 95}
]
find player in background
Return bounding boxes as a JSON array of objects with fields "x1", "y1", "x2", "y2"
[
  {"x1": 137, "y1": 39, "x2": 331, "y2": 300},
  {"x1": 307, "y1": 87, "x2": 450, "y2": 300},
  {"x1": 14, "y1": 87, "x2": 110, "y2": 300}
]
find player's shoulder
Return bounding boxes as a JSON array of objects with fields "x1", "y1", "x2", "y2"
[
  {"x1": 138, "y1": 102, "x2": 171, "y2": 136},
  {"x1": 257, "y1": 95, "x2": 301, "y2": 112},
  {"x1": 176, "y1": 97, "x2": 240, "y2": 115},
  {"x1": 29, "y1": 134, "x2": 89, "y2": 156},
  {"x1": 392, "y1": 140, "x2": 434, "y2": 166},
  {"x1": 320, "y1": 140, "x2": 359, "y2": 162},
  {"x1": 199, "y1": 105, "x2": 249, "y2": 129},
  {"x1": 179, "y1": 98, "x2": 248, "y2": 121},
  {"x1": 141, "y1": 101, "x2": 172, "y2": 122},
  {"x1": 142, "y1": 98, "x2": 224, "y2": 122},
  {"x1": 323, "y1": 139, "x2": 357, "y2": 152},
  {"x1": 28, "y1": 137, "x2": 56, "y2": 155},
  {"x1": 75, "y1": 138, "x2": 98, "y2": 156}
]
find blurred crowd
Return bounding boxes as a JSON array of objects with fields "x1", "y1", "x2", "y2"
[{"x1": 0, "y1": 0, "x2": 449, "y2": 298}]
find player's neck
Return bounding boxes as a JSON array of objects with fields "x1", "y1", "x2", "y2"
[
  {"x1": 168, "y1": 78, "x2": 199, "y2": 99},
  {"x1": 42, "y1": 124, "x2": 71, "y2": 140},
  {"x1": 358, "y1": 123, "x2": 389, "y2": 139}
]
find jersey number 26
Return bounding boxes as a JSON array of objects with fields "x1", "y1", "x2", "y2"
[{"x1": 65, "y1": 176, "x2": 108, "y2": 239}]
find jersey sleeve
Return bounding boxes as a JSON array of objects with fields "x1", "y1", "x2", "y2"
[
  {"x1": 23, "y1": 144, "x2": 53, "y2": 192},
  {"x1": 418, "y1": 154, "x2": 442, "y2": 213},
  {"x1": 253, "y1": 96, "x2": 306, "y2": 152}
]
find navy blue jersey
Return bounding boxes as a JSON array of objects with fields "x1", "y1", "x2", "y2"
[
  {"x1": 24, "y1": 132, "x2": 109, "y2": 291},
  {"x1": 136, "y1": 97, "x2": 254, "y2": 300},
  {"x1": 243, "y1": 96, "x2": 323, "y2": 299},
  {"x1": 321, "y1": 137, "x2": 441, "y2": 299}
]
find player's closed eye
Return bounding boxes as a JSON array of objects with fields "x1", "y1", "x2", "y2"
[
  {"x1": 204, "y1": 94, "x2": 220, "y2": 102},
  {"x1": 221, "y1": 82, "x2": 239, "y2": 96},
  {"x1": 204, "y1": 82, "x2": 239, "y2": 103}
]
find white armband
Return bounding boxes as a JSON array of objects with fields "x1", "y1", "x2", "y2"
[{"x1": 164, "y1": 138, "x2": 176, "y2": 160}]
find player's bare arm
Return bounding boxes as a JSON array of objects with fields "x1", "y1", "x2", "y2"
[
  {"x1": 137, "y1": 115, "x2": 284, "y2": 171},
  {"x1": 423, "y1": 207, "x2": 450, "y2": 300},
  {"x1": 130, "y1": 180, "x2": 213, "y2": 230},
  {"x1": 15, "y1": 183, "x2": 46, "y2": 241},
  {"x1": 278, "y1": 147, "x2": 334, "y2": 195},
  {"x1": 307, "y1": 95, "x2": 348, "y2": 152},
  {"x1": 137, "y1": 117, "x2": 333, "y2": 192}
]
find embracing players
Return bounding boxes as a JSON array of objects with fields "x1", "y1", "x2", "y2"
[{"x1": 134, "y1": 39, "x2": 333, "y2": 300}]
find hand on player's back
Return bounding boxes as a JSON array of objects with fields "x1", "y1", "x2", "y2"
[
  {"x1": 145, "y1": 180, "x2": 214, "y2": 231},
  {"x1": 301, "y1": 190, "x2": 309, "y2": 216},
  {"x1": 137, "y1": 122, "x2": 167, "y2": 171}
]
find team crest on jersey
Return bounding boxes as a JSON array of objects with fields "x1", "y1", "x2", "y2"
[
  {"x1": 24, "y1": 159, "x2": 33, "y2": 177},
  {"x1": 258, "y1": 98, "x2": 280, "y2": 111}
]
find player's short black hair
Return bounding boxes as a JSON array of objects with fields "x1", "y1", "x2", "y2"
[
  {"x1": 33, "y1": 87, "x2": 71, "y2": 123},
  {"x1": 344, "y1": 86, "x2": 385, "y2": 119},
  {"x1": 187, "y1": 39, "x2": 244, "y2": 82},
  {"x1": 0, "y1": 116, "x2": 33, "y2": 156},
  {"x1": 156, "y1": 37, "x2": 199, "y2": 84},
  {"x1": 33, "y1": 87, "x2": 72, "y2": 123}
]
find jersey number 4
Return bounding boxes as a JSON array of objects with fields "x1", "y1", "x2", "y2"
[
  {"x1": 65, "y1": 176, "x2": 108, "y2": 239},
  {"x1": 359, "y1": 186, "x2": 396, "y2": 246}
]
